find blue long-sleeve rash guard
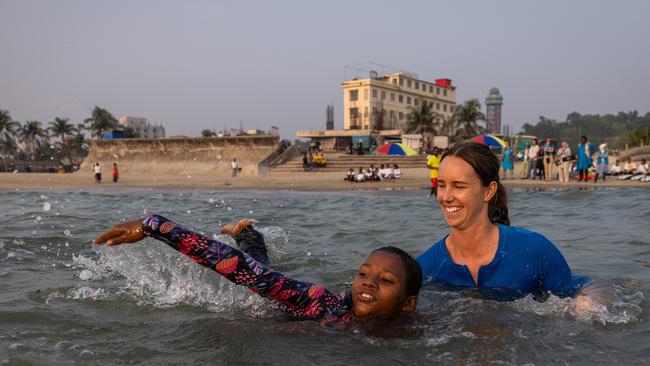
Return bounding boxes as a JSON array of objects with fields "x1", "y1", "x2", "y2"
[{"x1": 417, "y1": 224, "x2": 587, "y2": 300}]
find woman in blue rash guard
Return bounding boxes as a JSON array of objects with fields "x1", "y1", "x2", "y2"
[{"x1": 416, "y1": 142, "x2": 593, "y2": 302}]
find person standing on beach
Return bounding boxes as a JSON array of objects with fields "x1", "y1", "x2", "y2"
[
  {"x1": 577, "y1": 136, "x2": 595, "y2": 181},
  {"x1": 231, "y1": 158, "x2": 238, "y2": 177},
  {"x1": 112, "y1": 163, "x2": 119, "y2": 183},
  {"x1": 521, "y1": 144, "x2": 530, "y2": 179},
  {"x1": 557, "y1": 141, "x2": 572, "y2": 183},
  {"x1": 594, "y1": 143, "x2": 608, "y2": 183},
  {"x1": 302, "y1": 153, "x2": 309, "y2": 172},
  {"x1": 427, "y1": 148, "x2": 441, "y2": 198},
  {"x1": 501, "y1": 141, "x2": 514, "y2": 180},
  {"x1": 543, "y1": 138, "x2": 555, "y2": 181},
  {"x1": 526, "y1": 139, "x2": 540, "y2": 179},
  {"x1": 93, "y1": 163, "x2": 101, "y2": 183}
]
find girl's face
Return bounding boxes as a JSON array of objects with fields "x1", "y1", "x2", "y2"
[
  {"x1": 351, "y1": 251, "x2": 416, "y2": 318},
  {"x1": 437, "y1": 156, "x2": 496, "y2": 230}
]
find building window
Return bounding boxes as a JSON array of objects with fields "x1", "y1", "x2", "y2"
[
  {"x1": 429, "y1": 85, "x2": 433, "y2": 93},
  {"x1": 372, "y1": 89, "x2": 377, "y2": 98},
  {"x1": 414, "y1": 98, "x2": 419, "y2": 106},
  {"x1": 407, "y1": 79, "x2": 411, "y2": 88},
  {"x1": 364, "y1": 106, "x2": 369, "y2": 118},
  {"x1": 349, "y1": 90, "x2": 358, "y2": 101},
  {"x1": 399, "y1": 112, "x2": 404, "y2": 120},
  {"x1": 407, "y1": 96, "x2": 411, "y2": 105},
  {"x1": 392, "y1": 79, "x2": 397, "y2": 85},
  {"x1": 381, "y1": 91, "x2": 386, "y2": 100},
  {"x1": 399, "y1": 78, "x2": 403, "y2": 86},
  {"x1": 436, "y1": 103, "x2": 440, "y2": 110},
  {"x1": 449, "y1": 105, "x2": 454, "y2": 113},
  {"x1": 391, "y1": 93, "x2": 395, "y2": 101},
  {"x1": 436, "y1": 87, "x2": 440, "y2": 94},
  {"x1": 364, "y1": 89, "x2": 369, "y2": 100},
  {"x1": 350, "y1": 107, "x2": 359, "y2": 121},
  {"x1": 443, "y1": 104, "x2": 447, "y2": 112},
  {"x1": 443, "y1": 89, "x2": 448, "y2": 96},
  {"x1": 422, "y1": 84, "x2": 426, "y2": 91},
  {"x1": 399, "y1": 95, "x2": 403, "y2": 103},
  {"x1": 415, "y1": 81, "x2": 419, "y2": 89}
]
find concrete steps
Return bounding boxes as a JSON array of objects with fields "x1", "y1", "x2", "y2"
[{"x1": 268, "y1": 153, "x2": 428, "y2": 173}]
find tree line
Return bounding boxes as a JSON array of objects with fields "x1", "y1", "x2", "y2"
[
  {"x1": 0, "y1": 106, "x2": 139, "y2": 171},
  {"x1": 403, "y1": 101, "x2": 650, "y2": 149}
]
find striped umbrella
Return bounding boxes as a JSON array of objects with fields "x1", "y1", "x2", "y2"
[
  {"x1": 471, "y1": 134, "x2": 507, "y2": 148},
  {"x1": 376, "y1": 142, "x2": 417, "y2": 156}
]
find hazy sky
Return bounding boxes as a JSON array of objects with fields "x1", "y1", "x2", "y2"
[{"x1": 2, "y1": 0, "x2": 649, "y2": 139}]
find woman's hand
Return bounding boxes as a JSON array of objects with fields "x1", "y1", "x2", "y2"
[{"x1": 93, "y1": 219, "x2": 145, "y2": 246}]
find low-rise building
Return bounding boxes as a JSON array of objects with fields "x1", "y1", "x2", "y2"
[{"x1": 118, "y1": 116, "x2": 166, "y2": 139}]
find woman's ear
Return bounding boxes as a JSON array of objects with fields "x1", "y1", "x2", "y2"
[
  {"x1": 400, "y1": 296, "x2": 418, "y2": 313},
  {"x1": 484, "y1": 181, "x2": 498, "y2": 202}
]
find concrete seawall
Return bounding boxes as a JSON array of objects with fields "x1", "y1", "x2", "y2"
[{"x1": 81, "y1": 135, "x2": 279, "y2": 177}]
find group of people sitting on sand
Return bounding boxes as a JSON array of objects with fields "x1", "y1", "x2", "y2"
[
  {"x1": 609, "y1": 158, "x2": 650, "y2": 181},
  {"x1": 345, "y1": 164, "x2": 401, "y2": 182}
]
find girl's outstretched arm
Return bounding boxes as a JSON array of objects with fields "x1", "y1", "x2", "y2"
[{"x1": 94, "y1": 214, "x2": 350, "y2": 320}]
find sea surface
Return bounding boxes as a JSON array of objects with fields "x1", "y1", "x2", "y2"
[{"x1": 0, "y1": 187, "x2": 648, "y2": 365}]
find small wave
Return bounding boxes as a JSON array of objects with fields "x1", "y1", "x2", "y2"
[{"x1": 71, "y1": 228, "x2": 290, "y2": 315}]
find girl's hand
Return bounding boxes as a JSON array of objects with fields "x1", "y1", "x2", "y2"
[{"x1": 93, "y1": 219, "x2": 145, "y2": 246}]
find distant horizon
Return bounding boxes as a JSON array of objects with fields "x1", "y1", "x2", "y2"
[{"x1": 2, "y1": 1, "x2": 649, "y2": 140}]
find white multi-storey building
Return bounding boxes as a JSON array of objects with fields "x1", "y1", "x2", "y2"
[{"x1": 118, "y1": 116, "x2": 166, "y2": 139}]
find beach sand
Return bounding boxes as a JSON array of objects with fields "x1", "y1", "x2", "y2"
[{"x1": 1, "y1": 164, "x2": 647, "y2": 191}]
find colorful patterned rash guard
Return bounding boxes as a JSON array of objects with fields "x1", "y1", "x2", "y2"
[
  {"x1": 142, "y1": 214, "x2": 353, "y2": 321},
  {"x1": 417, "y1": 224, "x2": 588, "y2": 300}
]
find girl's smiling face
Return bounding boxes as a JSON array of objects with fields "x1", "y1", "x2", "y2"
[
  {"x1": 351, "y1": 251, "x2": 417, "y2": 319},
  {"x1": 437, "y1": 156, "x2": 496, "y2": 230}
]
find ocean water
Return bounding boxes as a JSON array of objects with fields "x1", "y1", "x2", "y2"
[{"x1": 0, "y1": 187, "x2": 648, "y2": 365}]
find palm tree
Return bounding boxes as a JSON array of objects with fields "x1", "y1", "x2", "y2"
[
  {"x1": 48, "y1": 117, "x2": 76, "y2": 161},
  {"x1": 454, "y1": 99, "x2": 485, "y2": 139},
  {"x1": 0, "y1": 110, "x2": 20, "y2": 171},
  {"x1": 84, "y1": 106, "x2": 119, "y2": 139},
  {"x1": 440, "y1": 114, "x2": 460, "y2": 137},
  {"x1": 404, "y1": 102, "x2": 439, "y2": 134},
  {"x1": 19, "y1": 120, "x2": 46, "y2": 160}
]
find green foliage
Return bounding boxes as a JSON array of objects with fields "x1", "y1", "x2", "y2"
[
  {"x1": 520, "y1": 111, "x2": 650, "y2": 148},
  {"x1": 201, "y1": 129, "x2": 216, "y2": 137},
  {"x1": 454, "y1": 99, "x2": 485, "y2": 139},
  {"x1": 84, "y1": 106, "x2": 119, "y2": 139},
  {"x1": 123, "y1": 126, "x2": 141, "y2": 138},
  {"x1": 405, "y1": 102, "x2": 439, "y2": 134}
]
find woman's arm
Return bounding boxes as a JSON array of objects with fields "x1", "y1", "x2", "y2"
[{"x1": 95, "y1": 215, "x2": 348, "y2": 319}]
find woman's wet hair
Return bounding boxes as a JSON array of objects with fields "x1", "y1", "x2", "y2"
[
  {"x1": 371, "y1": 246, "x2": 422, "y2": 297},
  {"x1": 441, "y1": 142, "x2": 510, "y2": 226}
]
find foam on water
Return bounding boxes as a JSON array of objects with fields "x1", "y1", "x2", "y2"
[{"x1": 69, "y1": 227, "x2": 289, "y2": 316}]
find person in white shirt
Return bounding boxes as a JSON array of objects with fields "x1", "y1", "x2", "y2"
[
  {"x1": 231, "y1": 159, "x2": 239, "y2": 177},
  {"x1": 526, "y1": 138, "x2": 540, "y2": 179},
  {"x1": 609, "y1": 160, "x2": 622, "y2": 176},
  {"x1": 556, "y1": 141, "x2": 572, "y2": 183},
  {"x1": 392, "y1": 164, "x2": 401, "y2": 179},
  {"x1": 637, "y1": 159, "x2": 649, "y2": 175},
  {"x1": 93, "y1": 163, "x2": 101, "y2": 183},
  {"x1": 355, "y1": 167, "x2": 365, "y2": 182}
]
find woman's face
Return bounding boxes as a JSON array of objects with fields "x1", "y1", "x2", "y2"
[
  {"x1": 562, "y1": 142, "x2": 568, "y2": 148},
  {"x1": 437, "y1": 156, "x2": 496, "y2": 230}
]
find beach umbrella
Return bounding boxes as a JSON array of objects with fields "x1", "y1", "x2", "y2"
[
  {"x1": 376, "y1": 142, "x2": 417, "y2": 156},
  {"x1": 471, "y1": 134, "x2": 507, "y2": 148}
]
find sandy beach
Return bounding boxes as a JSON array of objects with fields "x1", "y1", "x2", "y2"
[{"x1": 1, "y1": 165, "x2": 648, "y2": 191}]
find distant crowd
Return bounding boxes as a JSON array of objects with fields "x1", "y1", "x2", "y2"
[{"x1": 502, "y1": 135, "x2": 649, "y2": 183}]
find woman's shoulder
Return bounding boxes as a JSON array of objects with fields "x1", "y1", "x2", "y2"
[
  {"x1": 501, "y1": 225, "x2": 555, "y2": 251},
  {"x1": 416, "y1": 236, "x2": 447, "y2": 265}
]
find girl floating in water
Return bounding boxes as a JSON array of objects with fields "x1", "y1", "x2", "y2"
[{"x1": 93, "y1": 216, "x2": 421, "y2": 322}]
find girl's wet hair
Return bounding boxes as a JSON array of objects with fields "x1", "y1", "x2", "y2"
[
  {"x1": 441, "y1": 142, "x2": 510, "y2": 226},
  {"x1": 372, "y1": 246, "x2": 422, "y2": 297}
]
